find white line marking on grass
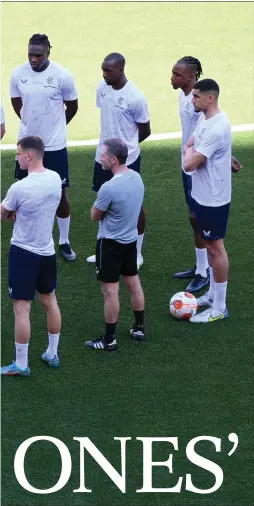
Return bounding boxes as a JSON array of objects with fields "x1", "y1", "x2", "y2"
[{"x1": 1, "y1": 123, "x2": 253, "y2": 151}]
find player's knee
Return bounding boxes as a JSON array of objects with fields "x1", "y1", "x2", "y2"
[
  {"x1": 124, "y1": 275, "x2": 140, "y2": 294},
  {"x1": 13, "y1": 300, "x2": 31, "y2": 317},
  {"x1": 39, "y1": 292, "x2": 56, "y2": 309},
  {"x1": 102, "y1": 283, "x2": 119, "y2": 299},
  {"x1": 205, "y1": 239, "x2": 224, "y2": 257}
]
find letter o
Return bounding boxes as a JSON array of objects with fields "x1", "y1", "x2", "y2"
[{"x1": 14, "y1": 436, "x2": 72, "y2": 494}]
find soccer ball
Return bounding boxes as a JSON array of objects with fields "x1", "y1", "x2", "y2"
[{"x1": 169, "y1": 292, "x2": 198, "y2": 320}]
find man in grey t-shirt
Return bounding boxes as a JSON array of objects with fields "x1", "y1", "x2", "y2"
[{"x1": 85, "y1": 138, "x2": 146, "y2": 352}]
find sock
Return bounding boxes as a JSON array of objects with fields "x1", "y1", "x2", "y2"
[
  {"x1": 212, "y1": 281, "x2": 228, "y2": 315},
  {"x1": 133, "y1": 310, "x2": 144, "y2": 329},
  {"x1": 15, "y1": 343, "x2": 29, "y2": 370},
  {"x1": 57, "y1": 216, "x2": 70, "y2": 245},
  {"x1": 46, "y1": 333, "x2": 60, "y2": 358},
  {"x1": 104, "y1": 322, "x2": 117, "y2": 344},
  {"x1": 207, "y1": 267, "x2": 215, "y2": 299},
  {"x1": 137, "y1": 234, "x2": 144, "y2": 257},
  {"x1": 195, "y1": 248, "x2": 209, "y2": 277}
]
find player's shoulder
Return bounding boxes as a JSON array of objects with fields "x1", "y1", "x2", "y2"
[
  {"x1": 209, "y1": 111, "x2": 231, "y2": 134},
  {"x1": 125, "y1": 81, "x2": 147, "y2": 102},
  {"x1": 96, "y1": 79, "x2": 108, "y2": 93},
  {"x1": 44, "y1": 169, "x2": 62, "y2": 184},
  {"x1": 49, "y1": 61, "x2": 74, "y2": 79},
  {"x1": 11, "y1": 61, "x2": 30, "y2": 77}
]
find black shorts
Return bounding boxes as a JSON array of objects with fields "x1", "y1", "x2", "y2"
[
  {"x1": 192, "y1": 200, "x2": 230, "y2": 240},
  {"x1": 96, "y1": 238, "x2": 138, "y2": 283},
  {"x1": 15, "y1": 148, "x2": 69, "y2": 188},
  {"x1": 92, "y1": 155, "x2": 141, "y2": 192},
  {"x1": 8, "y1": 245, "x2": 57, "y2": 300}
]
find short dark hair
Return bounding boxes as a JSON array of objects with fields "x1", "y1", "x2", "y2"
[
  {"x1": 193, "y1": 78, "x2": 220, "y2": 97},
  {"x1": 177, "y1": 56, "x2": 203, "y2": 80},
  {"x1": 104, "y1": 53, "x2": 125, "y2": 68},
  {"x1": 17, "y1": 136, "x2": 45, "y2": 158},
  {"x1": 103, "y1": 138, "x2": 128, "y2": 164},
  {"x1": 28, "y1": 34, "x2": 52, "y2": 52}
]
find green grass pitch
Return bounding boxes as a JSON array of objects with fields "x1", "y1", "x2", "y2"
[{"x1": 1, "y1": 2, "x2": 254, "y2": 505}]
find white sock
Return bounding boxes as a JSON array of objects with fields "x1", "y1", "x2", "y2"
[
  {"x1": 15, "y1": 343, "x2": 29, "y2": 370},
  {"x1": 195, "y1": 248, "x2": 209, "y2": 277},
  {"x1": 212, "y1": 281, "x2": 228, "y2": 315},
  {"x1": 207, "y1": 267, "x2": 215, "y2": 299},
  {"x1": 137, "y1": 234, "x2": 144, "y2": 257},
  {"x1": 46, "y1": 333, "x2": 60, "y2": 358},
  {"x1": 57, "y1": 216, "x2": 70, "y2": 245}
]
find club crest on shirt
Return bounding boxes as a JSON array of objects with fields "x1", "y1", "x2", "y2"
[
  {"x1": 44, "y1": 76, "x2": 56, "y2": 88},
  {"x1": 114, "y1": 97, "x2": 125, "y2": 109}
]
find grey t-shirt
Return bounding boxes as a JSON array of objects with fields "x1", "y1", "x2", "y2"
[{"x1": 94, "y1": 169, "x2": 144, "y2": 244}]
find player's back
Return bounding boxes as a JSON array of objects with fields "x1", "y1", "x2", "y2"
[
  {"x1": 12, "y1": 169, "x2": 62, "y2": 255},
  {"x1": 98, "y1": 170, "x2": 144, "y2": 244}
]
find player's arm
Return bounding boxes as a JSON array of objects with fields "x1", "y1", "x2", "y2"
[
  {"x1": 1, "y1": 122, "x2": 6, "y2": 139},
  {"x1": 1, "y1": 184, "x2": 18, "y2": 220},
  {"x1": 183, "y1": 148, "x2": 206, "y2": 172},
  {"x1": 137, "y1": 121, "x2": 151, "y2": 143},
  {"x1": 232, "y1": 155, "x2": 242, "y2": 173},
  {"x1": 64, "y1": 99, "x2": 78, "y2": 124},
  {"x1": 91, "y1": 185, "x2": 112, "y2": 221},
  {"x1": 62, "y1": 71, "x2": 79, "y2": 124},
  {"x1": 132, "y1": 96, "x2": 151, "y2": 143},
  {"x1": 183, "y1": 135, "x2": 195, "y2": 154},
  {"x1": 1, "y1": 104, "x2": 6, "y2": 139},
  {"x1": 0, "y1": 204, "x2": 15, "y2": 221},
  {"x1": 91, "y1": 206, "x2": 105, "y2": 221},
  {"x1": 10, "y1": 72, "x2": 22, "y2": 119},
  {"x1": 11, "y1": 98, "x2": 22, "y2": 119},
  {"x1": 185, "y1": 127, "x2": 224, "y2": 172}
]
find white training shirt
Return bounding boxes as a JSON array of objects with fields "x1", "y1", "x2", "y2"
[
  {"x1": 10, "y1": 61, "x2": 78, "y2": 151},
  {"x1": 179, "y1": 90, "x2": 201, "y2": 172},
  {"x1": 95, "y1": 80, "x2": 150, "y2": 166},
  {"x1": 2, "y1": 170, "x2": 62, "y2": 255},
  {"x1": 0, "y1": 102, "x2": 5, "y2": 124},
  {"x1": 191, "y1": 111, "x2": 232, "y2": 207}
]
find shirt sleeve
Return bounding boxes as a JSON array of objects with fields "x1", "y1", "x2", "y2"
[
  {"x1": 61, "y1": 71, "x2": 78, "y2": 101},
  {"x1": 94, "y1": 184, "x2": 112, "y2": 212},
  {"x1": 131, "y1": 96, "x2": 150, "y2": 123},
  {"x1": 196, "y1": 127, "x2": 223, "y2": 159},
  {"x1": 0, "y1": 103, "x2": 5, "y2": 124},
  {"x1": 10, "y1": 70, "x2": 21, "y2": 98},
  {"x1": 96, "y1": 81, "x2": 107, "y2": 108},
  {"x1": 2, "y1": 183, "x2": 19, "y2": 211}
]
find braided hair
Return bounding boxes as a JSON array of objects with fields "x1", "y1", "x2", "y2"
[
  {"x1": 177, "y1": 56, "x2": 203, "y2": 81},
  {"x1": 28, "y1": 34, "x2": 52, "y2": 52}
]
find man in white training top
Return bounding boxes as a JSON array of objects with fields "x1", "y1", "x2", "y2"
[
  {"x1": 183, "y1": 79, "x2": 232, "y2": 323},
  {"x1": 87, "y1": 52, "x2": 151, "y2": 269},
  {"x1": 1, "y1": 136, "x2": 62, "y2": 376},
  {"x1": 10, "y1": 33, "x2": 78, "y2": 261}
]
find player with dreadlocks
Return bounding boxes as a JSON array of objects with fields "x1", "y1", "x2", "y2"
[
  {"x1": 10, "y1": 34, "x2": 78, "y2": 261},
  {"x1": 171, "y1": 56, "x2": 241, "y2": 292}
]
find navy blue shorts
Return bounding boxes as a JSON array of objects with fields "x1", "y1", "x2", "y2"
[
  {"x1": 182, "y1": 170, "x2": 195, "y2": 213},
  {"x1": 92, "y1": 155, "x2": 141, "y2": 192},
  {"x1": 8, "y1": 245, "x2": 57, "y2": 300},
  {"x1": 192, "y1": 200, "x2": 230, "y2": 240},
  {"x1": 15, "y1": 148, "x2": 69, "y2": 188}
]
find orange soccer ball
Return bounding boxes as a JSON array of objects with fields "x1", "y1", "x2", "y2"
[{"x1": 169, "y1": 292, "x2": 198, "y2": 320}]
